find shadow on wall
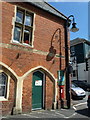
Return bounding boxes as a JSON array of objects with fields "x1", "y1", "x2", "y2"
[{"x1": 46, "y1": 28, "x2": 61, "y2": 61}]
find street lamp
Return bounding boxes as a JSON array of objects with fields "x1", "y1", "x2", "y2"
[
  {"x1": 65, "y1": 15, "x2": 79, "y2": 109},
  {"x1": 67, "y1": 15, "x2": 79, "y2": 32}
]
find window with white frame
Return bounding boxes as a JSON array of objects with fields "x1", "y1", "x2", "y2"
[
  {"x1": 13, "y1": 7, "x2": 34, "y2": 46},
  {"x1": 70, "y1": 46, "x2": 75, "y2": 56},
  {"x1": 0, "y1": 72, "x2": 8, "y2": 98}
]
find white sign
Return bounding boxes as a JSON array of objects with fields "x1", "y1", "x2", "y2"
[{"x1": 35, "y1": 80, "x2": 42, "y2": 86}]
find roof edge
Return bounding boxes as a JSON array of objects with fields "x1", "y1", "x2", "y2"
[
  {"x1": 25, "y1": 1, "x2": 67, "y2": 20},
  {"x1": 70, "y1": 38, "x2": 90, "y2": 46},
  {"x1": 44, "y1": 1, "x2": 67, "y2": 19}
]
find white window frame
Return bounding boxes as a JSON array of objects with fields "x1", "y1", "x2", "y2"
[
  {"x1": 0, "y1": 70, "x2": 10, "y2": 101},
  {"x1": 12, "y1": 6, "x2": 35, "y2": 47}
]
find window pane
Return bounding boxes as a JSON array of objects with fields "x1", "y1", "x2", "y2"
[
  {"x1": 73, "y1": 70, "x2": 76, "y2": 77},
  {"x1": 25, "y1": 14, "x2": 32, "y2": 26},
  {"x1": 14, "y1": 26, "x2": 21, "y2": 42},
  {"x1": 0, "y1": 73, "x2": 6, "y2": 85},
  {"x1": 24, "y1": 30, "x2": 30, "y2": 44},
  {"x1": 0, "y1": 86, "x2": 5, "y2": 96},
  {"x1": 70, "y1": 46, "x2": 75, "y2": 56},
  {"x1": 0, "y1": 73, "x2": 7, "y2": 97},
  {"x1": 16, "y1": 10, "x2": 23, "y2": 24}
]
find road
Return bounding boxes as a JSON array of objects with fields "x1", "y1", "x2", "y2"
[
  {"x1": 71, "y1": 92, "x2": 90, "y2": 119},
  {"x1": 1, "y1": 92, "x2": 90, "y2": 120}
]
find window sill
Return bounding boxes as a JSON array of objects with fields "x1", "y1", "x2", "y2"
[
  {"x1": 11, "y1": 40, "x2": 34, "y2": 48},
  {"x1": 22, "y1": 43, "x2": 31, "y2": 46},
  {"x1": 0, "y1": 97, "x2": 8, "y2": 101}
]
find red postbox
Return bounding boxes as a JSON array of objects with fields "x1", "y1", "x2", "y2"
[{"x1": 59, "y1": 85, "x2": 64, "y2": 99}]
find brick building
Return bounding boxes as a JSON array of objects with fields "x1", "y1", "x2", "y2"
[{"x1": 0, "y1": 1, "x2": 68, "y2": 115}]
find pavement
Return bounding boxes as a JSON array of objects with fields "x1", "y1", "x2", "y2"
[
  {"x1": 1, "y1": 106, "x2": 90, "y2": 120},
  {"x1": 1, "y1": 92, "x2": 90, "y2": 120},
  {"x1": 1, "y1": 108, "x2": 76, "y2": 120}
]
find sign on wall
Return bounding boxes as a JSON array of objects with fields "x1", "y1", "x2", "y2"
[{"x1": 35, "y1": 80, "x2": 42, "y2": 86}]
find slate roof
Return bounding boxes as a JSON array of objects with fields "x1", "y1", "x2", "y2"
[
  {"x1": 3, "y1": 0, "x2": 67, "y2": 20},
  {"x1": 70, "y1": 38, "x2": 90, "y2": 46},
  {"x1": 25, "y1": 0, "x2": 67, "y2": 20},
  {"x1": 2, "y1": 0, "x2": 67, "y2": 19}
]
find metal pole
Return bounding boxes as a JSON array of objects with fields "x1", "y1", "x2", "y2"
[
  {"x1": 64, "y1": 15, "x2": 79, "y2": 109},
  {"x1": 64, "y1": 15, "x2": 74, "y2": 109},
  {"x1": 65, "y1": 21, "x2": 71, "y2": 109}
]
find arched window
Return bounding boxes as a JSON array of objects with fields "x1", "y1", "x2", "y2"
[{"x1": 0, "y1": 72, "x2": 8, "y2": 98}]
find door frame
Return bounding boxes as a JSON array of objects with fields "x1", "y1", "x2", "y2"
[{"x1": 32, "y1": 70, "x2": 45, "y2": 110}]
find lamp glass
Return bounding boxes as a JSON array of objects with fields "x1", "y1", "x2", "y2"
[
  {"x1": 70, "y1": 22, "x2": 79, "y2": 32},
  {"x1": 70, "y1": 27, "x2": 79, "y2": 32}
]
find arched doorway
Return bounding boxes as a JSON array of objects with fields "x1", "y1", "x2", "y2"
[{"x1": 32, "y1": 71, "x2": 45, "y2": 110}]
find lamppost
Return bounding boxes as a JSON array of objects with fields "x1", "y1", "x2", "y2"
[{"x1": 65, "y1": 15, "x2": 79, "y2": 109}]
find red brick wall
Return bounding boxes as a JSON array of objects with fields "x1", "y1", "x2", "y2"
[
  {"x1": 2, "y1": 2, "x2": 66, "y2": 55},
  {"x1": 45, "y1": 76, "x2": 54, "y2": 110},
  {"x1": 1, "y1": 0, "x2": 66, "y2": 76},
  {"x1": 22, "y1": 74, "x2": 32, "y2": 113},
  {"x1": 2, "y1": 2, "x2": 14, "y2": 44},
  {"x1": 1, "y1": 2, "x2": 66, "y2": 115}
]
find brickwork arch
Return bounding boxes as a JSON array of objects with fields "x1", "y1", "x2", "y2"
[
  {"x1": 0, "y1": 62, "x2": 18, "y2": 115},
  {"x1": 22, "y1": 66, "x2": 57, "y2": 83},
  {"x1": 0, "y1": 61, "x2": 18, "y2": 82},
  {"x1": 22, "y1": 66, "x2": 58, "y2": 109}
]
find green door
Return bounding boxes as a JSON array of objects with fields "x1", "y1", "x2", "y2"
[{"x1": 32, "y1": 71, "x2": 44, "y2": 110}]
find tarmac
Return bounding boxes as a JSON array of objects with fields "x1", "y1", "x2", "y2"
[{"x1": 1, "y1": 106, "x2": 90, "y2": 120}]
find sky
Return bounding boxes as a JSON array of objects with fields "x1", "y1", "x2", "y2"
[{"x1": 48, "y1": 2, "x2": 88, "y2": 40}]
